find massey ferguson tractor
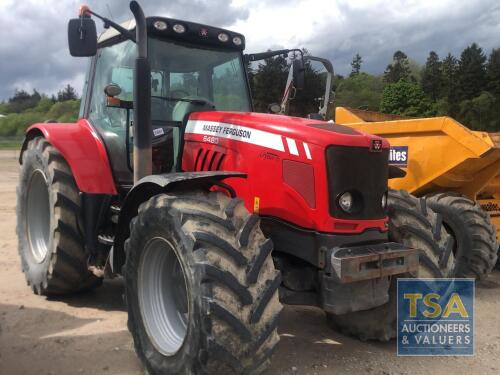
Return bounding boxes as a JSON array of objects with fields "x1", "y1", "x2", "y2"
[{"x1": 16, "y1": 2, "x2": 455, "y2": 373}]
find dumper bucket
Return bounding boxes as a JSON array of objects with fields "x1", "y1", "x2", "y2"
[{"x1": 336, "y1": 107, "x2": 500, "y2": 237}]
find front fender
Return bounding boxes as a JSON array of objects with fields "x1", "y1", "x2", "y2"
[
  {"x1": 21, "y1": 119, "x2": 117, "y2": 195},
  {"x1": 112, "y1": 171, "x2": 246, "y2": 273}
]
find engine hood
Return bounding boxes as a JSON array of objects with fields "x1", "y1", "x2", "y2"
[{"x1": 187, "y1": 111, "x2": 389, "y2": 149}]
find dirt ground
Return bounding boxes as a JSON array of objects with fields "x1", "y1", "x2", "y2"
[{"x1": 0, "y1": 149, "x2": 499, "y2": 375}]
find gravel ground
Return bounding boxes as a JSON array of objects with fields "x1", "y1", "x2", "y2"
[{"x1": 0, "y1": 150, "x2": 499, "y2": 375}]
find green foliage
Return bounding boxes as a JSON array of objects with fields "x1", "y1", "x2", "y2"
[
  {"x1": 334, "y1": 73, "x2": 385, "y2": 111},
  {"x1": 3, "y1": 90, "x2": 41, "y2": 113},
  {"x1": 289, "y1": 58, "x2": 325, "y2": 116},
  {"x1": 457, "y1": 43, "x2": 487, "y2": 100},
  {"x1": 57, "y1": 84, "x2": 78, "y2": 102},
  {"x1": 421, "y1": 51, "x2": 442, "y2": 101},
  {"x1": 384, "y1": 51, "x2": 412, "y2": 83},
  {"x1": 250, "y1": 53, "x2": 289, "y2": 112},
  {"x1": 350, "y1": 53, "x2": 363, "y2": 77},
  {"x1": 457, "y1": 92, "x2": 499, "y2": 131},
  {"x1": 0, "y1": 85, "x2": 80, "y2": 138},
  {"x1": 46, "y1": 100, "x2": 80, "y2": 121},
  {"x1": 441, "y1": 53, "x2": 459, "y2": 111},
  {"x1": 380, "y1": 81, "x2": 434, "y2": 117},
  {"x1": 487, "y1": 48, "x2": 500, "y2": 96}
]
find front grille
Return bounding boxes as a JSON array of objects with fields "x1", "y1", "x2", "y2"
[
  {"x1": 194, "y1": 148, "x2": 226, "y2": 171},
  {"x1": 326, "y1": 145, "x2": 388, "y2": 220}
]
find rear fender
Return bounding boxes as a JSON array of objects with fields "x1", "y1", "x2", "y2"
[
  {"x1": 112, "y1": 171, "x2": 246, "y2": 273},
  {"x1": 20, "y1": 120, "x2": 117, "y2": 195}
]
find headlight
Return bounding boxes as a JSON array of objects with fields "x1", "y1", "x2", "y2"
[
  {"x1": 173, "y1": 24, "x2": 186, "y2": 33},
  {"x1": 153, "y1": 21, "x2": 167, "y2": 31},
  {"x1": 338, "y1": 192, "x2": 353, "y2": 213},
  {"x1": 218, "y1": 33, "x2": 229, "y2": 42},
  {"x1": 382, "y1": 191, "x2": 388, "y2": 209}
]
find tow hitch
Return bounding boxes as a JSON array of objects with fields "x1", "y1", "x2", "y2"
[{"x1": 327, "y1": 242, "x2": 419, "y2": 283}]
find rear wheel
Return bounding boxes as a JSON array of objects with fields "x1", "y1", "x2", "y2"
[
  {"x1": 124, "y1": 191, "x2": 282, "y2": 374},
  {"x1": 17, "y1": 137, "x2": 101, "y2": 295},
  {"x1": 426, "y1": 192, "x2": 498, "y2": 280},
  {"x1": 326, "y1": 189, "x2": 454, "y2": 341}
]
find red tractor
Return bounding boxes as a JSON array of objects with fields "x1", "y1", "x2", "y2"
[{"x1": 17, "y1": 2, "x2": 454, "y2": 373}]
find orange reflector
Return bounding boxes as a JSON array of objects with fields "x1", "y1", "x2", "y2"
[
  {"x1": 79, "y1": 4, "x2": 91, "y2": 16},
  {"x1": 334, "y1": 222, "x2": 358, "y2": 230},
  {"x1": 253, "y1": 197, "x2": 260, "y2": 214},
  {"x1": 106, "y1": 96, "x2": 121, "y2": 107}
]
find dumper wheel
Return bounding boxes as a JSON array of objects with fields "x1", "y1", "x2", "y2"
[
  {"x1": 426, "y1": 192, "x2": 498, "y2": 280},
  {"x1": 326, "y1": 189, "x2": 454, "y2": 341},
  {"x1": 17, "y1": 137, "x2": 101, "y2": 295},
  {"x1": 124, "y1": 191, "x2": 282, "y2": 375}
]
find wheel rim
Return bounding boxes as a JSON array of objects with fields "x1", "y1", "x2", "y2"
[
  {"x1": 138, "y1": 237, "x2": 189, "y2": 356},
  {"x1": 26, "y1": 169, "x2": 50, "y2": 263}
]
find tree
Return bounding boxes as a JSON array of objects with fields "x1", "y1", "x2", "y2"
[
  {"x1": 384, "y1": 51, "x2": 411, "y2": 83},
  {"x1": 334, "y1": 73, "x2": 385, "y2": 112},
  {"x1": 251, "y1": 52, "x2": 289, "y2": 112},
  {"x1": 57, "y1": 84, "x2": 78, "y2": 102},
  {"x1": 350, "y1": 53, "x2": 363, "y2": 77},
  {"x1": 487, "y1": 48, "x2": 500, "y2": 97},
  {"x1": 457, "y1": 92, "x2": 498, "y2": 131},
  {"x1": 5, "y1": 89, "x2": 42, "y2": 113},
  {"x1": 288, "y1": 56, "x2": 325, "y2": 116},
  {"x1": 456, "y1": 43, "x2": 487, "y2": 100},
  {"x1": 433, "y1": 53, "x2": 460, "y2": 117},
  {"x1": 380, "y1": 80, "x2": 433, "y2": 117},
  {"x1": 421, "y1": 51, "x2": 442, "y2": 101}
]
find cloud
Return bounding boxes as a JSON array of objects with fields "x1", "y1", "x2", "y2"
[
  {"x1": 233, "y1": 0, "x2": 500, "y2": 76},
  {"x1": 0, "y1": 0, "x2": 499, "y2": 100},
  {"x1": 0, "y1": 0, "x2": 250, "y2": 100}
]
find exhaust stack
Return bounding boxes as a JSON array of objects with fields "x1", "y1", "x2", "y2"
[{"x1": 130, "y1": 1, "x2": 152, "y2": 182}]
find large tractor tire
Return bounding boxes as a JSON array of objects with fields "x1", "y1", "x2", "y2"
[
  {"x1": 426, "y1": 192, "x2": 498, "y2": 280},
  {"x1": 17, "y1": 137, "x2": 101, "y2": 295},
  {"x1": 326, "y1": 189, "x2": 454, "y2": 341},
  {"x1": 124, "y1": 191, "x2": 282, "y2": 375}
]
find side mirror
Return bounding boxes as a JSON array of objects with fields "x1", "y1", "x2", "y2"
[
  {"x1": 268, "y1": 103, "x2": 281, "y2": 114},
  {"x1": 292, "y1": 59, "x2": 305, "y2": 90},
  {"x1": 104, "y1": 83, "x2": 122, "y2": 97},
  {"x1": 68, "y1": 18, "x2": 97, "y2": 57}
]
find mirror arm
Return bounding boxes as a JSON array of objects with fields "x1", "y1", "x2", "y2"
[
  {"x1": 244, "y1": 48, "x2": 303, "y2": 63},
  {"x1": 86, "y1": 9, "x2": 136, "y2": 43}
]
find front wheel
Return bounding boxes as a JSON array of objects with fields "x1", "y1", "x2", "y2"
[
  {"x1": 326, "y1": 189, "x2": 455, "y2": 341},
  {"x1": 124, "y1": 191, "x2": 282, "y2": 374}
]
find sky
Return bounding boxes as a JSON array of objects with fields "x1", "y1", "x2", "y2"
[{"x1": 0, "y1": 0, "x2": 499, "y2": 101}]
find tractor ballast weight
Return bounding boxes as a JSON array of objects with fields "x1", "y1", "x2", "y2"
[{"x1": 15, "y1": 2, "x2": 453, "y2": 373}]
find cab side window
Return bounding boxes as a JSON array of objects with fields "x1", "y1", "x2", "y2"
[{"x1": 88, "y1": 40, "x2": 136, "y2": 132}]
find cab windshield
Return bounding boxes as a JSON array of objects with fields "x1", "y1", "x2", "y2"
[{"x1": 108, "y1": 37, "x2": 252, "y2": 122}]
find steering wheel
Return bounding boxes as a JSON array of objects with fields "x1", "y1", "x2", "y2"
[{"x1": 170, "y1": 89, "x2": 190, "y2": 99}]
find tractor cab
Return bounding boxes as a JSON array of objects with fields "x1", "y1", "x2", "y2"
[{"x1": 78, "y1": 16, "x2": 252, "y2": 189}]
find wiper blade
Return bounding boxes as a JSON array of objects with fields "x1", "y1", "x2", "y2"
[{"x1": 151, "y1": 96, "x2": 207, "y2": 105}]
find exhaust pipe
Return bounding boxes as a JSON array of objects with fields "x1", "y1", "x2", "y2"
[{"x1": 130, "y1": 1, "x2": 152, "y2": 183}]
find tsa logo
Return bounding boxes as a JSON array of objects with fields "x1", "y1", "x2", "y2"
[
  {"x1": 397, "y1": 279, "x2": 474, "y2": 356},
  {"x1": 389, "y1": 146, "x2": 408, "y2": 167}
]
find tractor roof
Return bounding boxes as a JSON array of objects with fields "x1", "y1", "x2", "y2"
[{"x1": 98, "y1": 17, "x2": 245, "y2": 51}]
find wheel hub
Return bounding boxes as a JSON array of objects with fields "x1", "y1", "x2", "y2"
[
  {"x1": 138, "y1": 237, "x2": 189, "y2": 356},
  {"x1": 26, "y1": 169, "x2": 50, "y2": 263}
]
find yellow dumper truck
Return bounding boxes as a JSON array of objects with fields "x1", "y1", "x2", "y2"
[{"x1": 336, "y1": 107, "x2": 499, "y2": 279}]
